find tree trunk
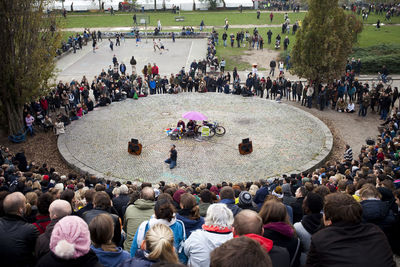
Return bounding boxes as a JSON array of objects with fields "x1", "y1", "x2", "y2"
[
  {"x1": 3, "y1": 98, "x2": 24, "y2": 136},
  {"x1": 154, "y1": 0, "x2": 156, "y2": 11}
]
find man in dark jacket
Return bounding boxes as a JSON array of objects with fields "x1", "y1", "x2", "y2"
[
  {"x1": 0, "y1": 192, "x2": 39, "y2": 267},
  {"x1": 113, "y1": 184, "x2": 130, "y2": 218},
  {"x1": 219, "y1": 186, "x2": 242, "y2": 216},
  {"x1": 269, "y1": 60, "x2": 277, "y2": 76},
  {"x1": 82, "y1": 191, "x2": 122, "y2": 246},
  {"x1": 233, "y1": 210, "x2": 290, "y2": 267},
  {"x1": 76, "y1": 189, "x2": 95, "y2": 217},
  {"x1": 306, "y1": 193, "x2": 395, "y2": 267},
  {"x1": 35, "y1": 199, "x2": 72, "y2": 259}
]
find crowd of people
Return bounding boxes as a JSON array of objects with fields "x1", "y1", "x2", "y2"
[{"x1": 1, "y1": 115, "x2": 400, "y2": 266}]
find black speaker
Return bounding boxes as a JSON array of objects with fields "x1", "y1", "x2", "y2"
[
  {"x1": 128, "y1": 139, "x2": 142, "y2": 155},
  {"x1": 131, "y1": 138, "x2": 139, "y2": 144},
  {"x1": 239, "y1": 140, "x2": 253, "y2": 155}
]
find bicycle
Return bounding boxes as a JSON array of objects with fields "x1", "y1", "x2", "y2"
[
  {"x1": 374, "y1": 73, "x2": 393, "y2": 85},
  {"x1": 198, "y1": 121, "x2": 226, "y2": 137}
]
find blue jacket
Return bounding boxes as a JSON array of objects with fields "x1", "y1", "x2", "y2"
[
  {"x1": 90, "y1": 245, "x2": 130, "y2": 267},
  {"x1": 176, "y1": 213, "x2": 204, "y2": 238},
  {"x1": 149, "y1": 80, "x2": 156, "y2": 89},
  {"x1": 120, "y1": 249, "x2": 156, "y2": 267},
  {"x1": 130, "y1": 216, "x2": 187, "y2": 264}
]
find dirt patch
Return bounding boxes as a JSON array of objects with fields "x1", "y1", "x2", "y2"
[
  {"x1": 0, "y1": 131, "x2": 77, "y2": 175},
  {"x1": 239, "y1": 49, "x2": 300, "y2": 80}
]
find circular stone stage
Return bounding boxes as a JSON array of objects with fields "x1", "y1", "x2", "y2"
[{"x1": 58, "y1": 94, "x2": 333, "y2": 184}]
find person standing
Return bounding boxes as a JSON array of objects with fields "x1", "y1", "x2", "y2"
[
  {"x1": 165, "y1": 144, "x2": 177, "y2": 169},
  {"x1": 92, "y1": 38, "x2": 97, "y2": 53},
  {"x1": 25, "y1": 113, "x2": 35, "y2": 136},
  {"x1": 269, "y1": 60, "x2": 276, "y2": 77},
  {"x1": 133, "y1": 14, "x2": 137, "y2": 25},
  {"x1": 109, "y1": 39, "x2": 114, "y2": 51},
  {"x1": 283, "y1": 36, "x2": 290, "y2": 50},
  {"x1": 257, "y1": 9, "x2": 261, "y2": 19},
  {"x1": 130, "y1": 56, "x2": 137, "y2": 73},
  {"x1": 267, "y1": 29, "x2": 272, "y2": 44},
  {"x1": 269, "y1": 12, "x2": 274, "y2": 22},
  {"x1": 307, "y1": 84, "x2": 314, "y2": 108}
]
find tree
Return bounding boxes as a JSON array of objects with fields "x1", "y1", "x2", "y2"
[
  {"x1": 0, "y1": 0, "x2": 61, "y2": 135},
  {"x1": 290, "y1": 0, "x2": 362, "y2": 85}
]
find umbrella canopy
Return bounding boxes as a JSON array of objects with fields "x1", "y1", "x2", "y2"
[{"x1": 182, "y1": 111, "x2": 208, "y2": 121}]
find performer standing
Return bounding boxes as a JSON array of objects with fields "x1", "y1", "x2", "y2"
[{"x1": 164, "y1": 145, "x2": 177, "y2": 169}]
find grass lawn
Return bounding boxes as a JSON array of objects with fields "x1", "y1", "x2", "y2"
[
  {"x1": 61, "y1": 10, "x2": 400, "y2": 29},
  {"x1": 213, "y1": 25, "x2": 400, "y2": 71},
  {"x1": 61, "y1": 10, "x2": 306, "y2": 28}
]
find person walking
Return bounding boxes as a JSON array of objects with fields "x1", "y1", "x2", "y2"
[
  {"x1": 165, "y1": 144, "x2": 177, "y2": 169},
  {"x1": 109, "y1": 39, "x2": 114, "y2": 51},
  {"x1": 267, "y1": 30, "x2": 272, "y2": 44}
]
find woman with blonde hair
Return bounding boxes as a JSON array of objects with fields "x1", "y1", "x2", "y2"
[
  {"x1": 121, "y1": 224, "x2": 179, "y2": 267},
  {"x1": 25, "y1": 192, "x2": 38, "y2": 223},
  {"x1": 89, "y1": 213, "x2": 130, "y2": 267}
]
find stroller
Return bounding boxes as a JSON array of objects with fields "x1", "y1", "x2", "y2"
[{"x1": 275, "y1": 39, "x2": 280, "y2": 49}]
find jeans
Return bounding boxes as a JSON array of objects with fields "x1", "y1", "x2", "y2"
[
  {"x1": 307, "y1": 96, "x2": 313, "y2": 108},
  {"x1": 165, "y1": 158, "x2": 176, "y2": 169},
  {"x1": 223, "y1": 40, "x2": 227, "y2": 47},
  {"x1": 27, "y1": 125, "x2": 34, "y2": 136},
  {"x1": 269, "y1": 68, "x2": 275, "y2": 76},
  {"x1": 381, "y1": 109, "x2": 388, "y2": 120}
]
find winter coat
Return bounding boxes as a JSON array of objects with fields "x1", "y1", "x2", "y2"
[
  {"x1": 35, "y1": 218, "x2": 61, "y2": 260},
  {"x1": 219, "y1": 199, "x2": 242, "y2": 216},
  {"x1": 120, "y1": 249, "x2": 157, "y2": 267},
  {"x1": 243, "y1": 234, "x2": 290, "y2": 267},
  {"x1": 90, "y1": 245, "x2": 130, "y2": 267},
  {"x1": 82, "y1": 208, "x2": 121, "y2": 246},
  {"x1": 0, "y1": 214, "x2": 39, "y2": 267},
  {"x1": 176, "y1": 211, "x2": 204, "y2": 238},
  {"x1": 294, "y1": 213, "x2": 322, "y2": 266},
  {"x1": 36, "y1": 249, "x2": 102, "y2": 267},
  {"x1": 306, "y1": 222, "x2": 395, "y2": 267},
  {"x1": 131, "y1": 216, "x2": 186, "y2": 263},
  {"x1": 112, "y1": 194, "x2": 130, "y2": 218},
  {"x1": 290, "y1": 197, "x2": 305, "y2": 224},
  {"x1": 263, "y1": 222, "x2": 300, "y2": 267},
  {"x1": 123, "y1": 199, "x2": 155, "y2": 252},
  {"x1": 199, "y1": 203, "x2": 211, "y2": 217},
  {"x1": 361, "y1": 199, "x2": 396, "y2": 235},
  {"x1": 184, "y1": 227, "x2": 233, "y2": 267}
]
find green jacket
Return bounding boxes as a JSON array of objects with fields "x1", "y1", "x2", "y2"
[{"x1": 123, "y1": 199, "x2": 155, "y2": 252}]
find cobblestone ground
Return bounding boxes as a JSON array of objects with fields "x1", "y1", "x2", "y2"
[{"x1": 59, "y1": 93, "x2": 332, "y2": 184}]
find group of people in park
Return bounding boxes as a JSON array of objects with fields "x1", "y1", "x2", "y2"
[{"x1": 1, "y1": 112, "x2": 400, "y2": 266}]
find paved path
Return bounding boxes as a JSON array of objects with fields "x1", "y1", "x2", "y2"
[{"x1": 62, "y1": 23, "x2": 399, "y2": 32}]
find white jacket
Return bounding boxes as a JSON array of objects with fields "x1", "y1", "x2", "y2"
[{"x1": 184, "y1": 229, "x2": 233, "y2": 267}]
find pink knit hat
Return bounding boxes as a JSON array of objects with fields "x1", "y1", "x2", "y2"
[{"x1": 50, "y1": 216, "x2": 90, "y2": 259}]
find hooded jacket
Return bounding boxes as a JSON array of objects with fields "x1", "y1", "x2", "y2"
[
  {"x1": 36, "y1": 249, "x2": 102, "y2": 267},
  {"x1": 263, "y1": 222, "x2": 300, "y2": 267},
  {"x1": 176, "y1": 209, "x2": 204, "y2": 238},
  {"x1": 294, "y1": 213, "x2": 322, "y2": 266},
  {"x1": 242, "y1": 234, "x2": 290, "y2": 267},
  {"x1": 120, "y1": 249, "x2": 157, "y2": 267},
  {"x1": 130, "y1": 215, "x2": 186, "y2": 263},
  {"x1": 123, "y1": 199, "x2": 155, "y2": 252},
  {"x1": 90, "y1": 245, "x2": 130, "y2": 267},
  {"x1": 184, "y1": 226, "x2": 233, "y2": 267}
]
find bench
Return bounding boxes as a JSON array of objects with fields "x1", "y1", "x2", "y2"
[{"x1": 175, "y1": 16, "x2": 185, "y2": 22}]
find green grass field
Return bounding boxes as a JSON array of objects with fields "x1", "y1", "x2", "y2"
[{"x1": 60, "y1": 10, "x2": 400, "y2": 29}]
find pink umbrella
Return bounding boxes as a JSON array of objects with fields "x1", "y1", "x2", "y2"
[{"x1": 182, "y1": 111, "x2": 208, "y2": 121}]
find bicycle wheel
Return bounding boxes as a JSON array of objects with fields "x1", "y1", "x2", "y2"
[
  {"x1": 386, "y1": 77, "x2": 393, "y2": 85},
  {"x1": 209, "y1": 128, "x2": 216, "y2": 137},
  {"x1": 215, "y1": 126, "x2": 226, "y2": 136}
]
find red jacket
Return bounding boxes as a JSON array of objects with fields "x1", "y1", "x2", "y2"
[
  {"x1": 151, "y1": 66, "x2": 159, "y2": 75},
  {"x1": 33, "y1": 215, "x2": 51, "y2": 234},
  {"x1": 40, "y1": 99, "x2": 48, "y2": 111}
]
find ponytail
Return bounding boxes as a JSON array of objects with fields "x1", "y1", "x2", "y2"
[{"x1": 145, "y1": 224, "x2": 179, "y2": 264}]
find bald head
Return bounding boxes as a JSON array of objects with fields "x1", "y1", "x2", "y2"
[
  {"x1": 140, "y1": 186, "x2": 155, "y2": 201},
  {"x1": 233, "y1": 210, "x2": 263, "y2": 236},
  {"x1": 3, "y1": 192, "x2": 26, "y2": 216},
  {"x1": 49, "y1": 199, "x2": 72, "y2": 220}
]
